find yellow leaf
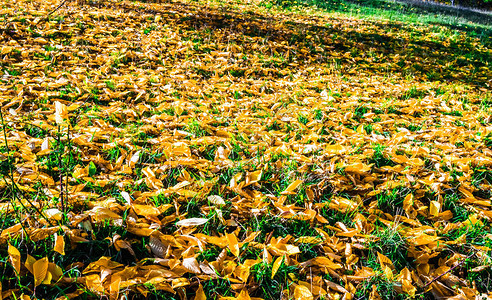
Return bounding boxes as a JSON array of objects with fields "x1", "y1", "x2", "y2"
[
  {"x1": 47, "y1": 263, "x2": 63, "y2": 282},
  {"x1": 401, "y1": 279, "x2": 416, "y2": 297},
  {"x1": 33, "y1": 257, "x2": 49, "y2": 286},
  {"x1": 1, "y1": 46, "x2": 12, "y2": 55},
  {"x1": 54, "y1": 234, "x2": 65, "y2": 255},
  {"x1": 132, "y1": 204, "x2": 161, "y2": 217},
  {"x1": 55, "y1": 101, "x2": 68, "y2": 125},
  {"x1": 301, "y1": 257, "x2": 342, "y2": 270},
  {"x1": 194, "y1": 284, "x2": 206, "y2": 300},
  {"x1": 42, "y1": 270, "x2": 52, "y2": 285},
  {"x1": 8, "y1": 244, "x2": 21, "y2": 275},
  {"x1": 281, "y1": 179, "x2": 303, "y2": 195},
  {"x1": 325, "y1": 144, "x2": 346, "y2": 155},
  {"x1": 377, "y1": 252, "x2": 394, "y2": 270},
  {"x1": 109, "y1": 275, "x2": 121, "y2": 295},
  {"x1": 25, "y1": 254, "x2": 36, "y2": 274},
  {"x1": 236, "y1": 289, "x2": 251, "y2": 300},
  {"x1": 245, "y1": 170, "x2": 262, "y2": 187},
  {"x1": 271, "y1": 255, "x2": 284, "y2": 279},
  {"x1": 44, "y1": 208, "x2": 63, "y2": 221},
  {"x1": 429, "y1": 201, "x2": 440, "y2": 217},
  {"x1": 383, "y1": 265, "x2": 393, "y2": 281},
  {"x1": 411, "y1": 234, "x2": 439, "y2": 246},
  {"x1": 172, "y1": 277, "x2": 190, "y2": 289},
  {"x1": 294, "y1": 285, "x2": 313, "y2": 300},
  {"x1": 344, "y1": 162, "x2": 371, "y2": 175},
  {"x1": 226, "y1": 232, "x2": 240, "y2": 257}
]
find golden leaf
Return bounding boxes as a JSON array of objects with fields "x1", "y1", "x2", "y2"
[
  {"x1": 44, "y1": 208, "x2": 63, "y2": 221},
  {"x1": 294, "y1": 285, "x2": 313, "y2": 300},
  {"x1": 8, "y1": 244, "x2": 21, "y2": 275},
  {"x1": 33, "y1": 257, "x2": 49, "y2": 286},
  {"x1": 47, "y1": 262, "x2": 63, "y2": 282},
  {"x1": 226, "y1": 232, "x2": 240, "y2": 257},
  {"x1": 236, "y1": 289, "x2": 251, "y2": 300},
  {"x1": 54, "y1": 234, "x2": 65, "y2": 255},
  {"x1": 429, "y1": 201, "x2": 441, "y2": 217},
  {"x1": 271, "y1": 255, "x2": 284, "y2": 279},
  {"x1": 377, "y1": 252, "x2": 394, "y2": 271},
  {"x1": 191, "y1": 284, "x2": 206, "y2": 300},
  {"x1": 132, "y1": 204, "x2": 161, "y2": 217},
  {"x1": 25, "y1": 254, "x2": 36, "y2": 274},
  {"x1": 281, "y1": 179, "x2": 303, "y2": 195}
]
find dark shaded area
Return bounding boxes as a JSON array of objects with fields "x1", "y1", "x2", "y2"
[
  {"x1": 81, "y1": 0, "x2": 492, "y2": 87},
  {"x1": 398, "y1": 0, "x2": 492, "y2": 21}
]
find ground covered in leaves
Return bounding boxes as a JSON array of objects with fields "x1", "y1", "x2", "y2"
[{"x1": 0, "y1": 0, "x2": 492, "y2": 299}]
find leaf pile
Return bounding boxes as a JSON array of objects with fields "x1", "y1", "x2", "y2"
[{"x1": 0, "y1": 0, "x2": 492, "y2": 299}]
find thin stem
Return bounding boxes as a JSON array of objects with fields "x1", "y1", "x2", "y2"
[
  {"x1": 0, "y1": 108, "x2": 53, "y2": 226},
  {"x1": 2, "y1": 177, "x2": 31, "y2": 243},
  {"x1": 47, "y1": 0, "x2": 71, "y2": 17},
  {"x1": 57, "y1": 125, "x2": 65, "y2": 213},
  {"x1": 423, "y1": 252, "x2": 476, "y2": 288},
  {"x1": 64, "y1": 124, "x2": 71, "y2": 220}
]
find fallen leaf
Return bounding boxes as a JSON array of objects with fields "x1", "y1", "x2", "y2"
[
  {"x1": 33, "y1": 257, "x2": 49, "y2": 286},
  {"x1": 8, "y1": 244, "x2": 21, "y2": 275},
  {"x1": 176, "y1": 218, "x2": 208, "y2": 227},
  {"x1": 54, "y1": 234, "x2": 65, "y2": 255}
]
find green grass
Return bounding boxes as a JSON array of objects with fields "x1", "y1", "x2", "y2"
[
  {"x1": 264, "y1": 0, "x2": 492, "y2": 39},
  {"x1": 250, "y1": 260, "x2": 299, "y2": 299},
  {"x1": 369, "y1": 143, "x2": 395, "y2": 168}
]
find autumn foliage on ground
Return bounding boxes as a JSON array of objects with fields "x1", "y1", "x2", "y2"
[{"x1": 0, "y1": 0, "x2": 492, "y2": 299}]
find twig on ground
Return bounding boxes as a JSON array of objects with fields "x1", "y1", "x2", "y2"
[
  {"x1": 47, "y1": 0, "x2": 71, "y2": 17},
  {"x1": 423, "y1": 252, "x2": 476, "y2": 288}
]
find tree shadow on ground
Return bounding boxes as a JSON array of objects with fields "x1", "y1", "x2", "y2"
[
  {"x1": 290, "y1": 0, "x2": 492, "y2": 27},
  {"x1": 85, "y1": 0, "x2": 491, "y2": 87}
]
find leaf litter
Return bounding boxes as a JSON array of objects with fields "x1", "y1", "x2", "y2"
[{"x1": 0, "y1": 0, "x2": 492, "y2": 299}]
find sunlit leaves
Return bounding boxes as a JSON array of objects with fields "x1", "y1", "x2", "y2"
[{"x1": 0, "y1": 0, "x2": 491, "y2": 298}]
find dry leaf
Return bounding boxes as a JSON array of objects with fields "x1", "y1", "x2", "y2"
[
  {"x1": 55, "y1": 101, "x2": 68, "y2": 125},
  {"x1": 176, "y1": 218, "x2": 208, "y2": 227},
  {"x1": 226, "y1": 232, "x2": 240, "y2": 257},
  {"x1": 236, "y1": 289, "x2": 251, "y2": 300},
  {"x1": 194, "y1": 284, "x2": 206, "y2": 300},
  {"x1": 33, "y1": 257, "x2": 49, "y2": 287},
  {"x1": 8, "y1": 244, "x2": 21, "y2": 275},
  {"x1": 54, "y1": 234, "x2": 65, "y2": 255},
  {"x1": 183, "y1": 257, "x2": 201, "y2": 274},
  {"x1": 294, "y1": 285, "x2": 313, "y2": 300},
  {"x1": 207, "y1": 195, "x2": 226, "y2": 206},
  {"x1": 271, "y1": 255, "x2": 284, "y2": 279}
]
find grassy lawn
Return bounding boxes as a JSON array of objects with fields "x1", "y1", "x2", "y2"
[{"x1": 0, "y1": 0, "x2": 491, "y2": 299}]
